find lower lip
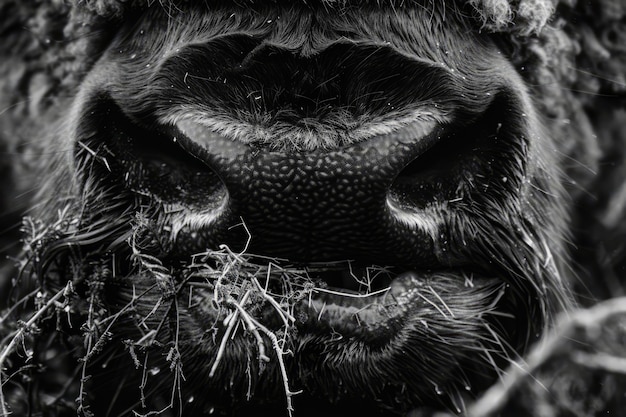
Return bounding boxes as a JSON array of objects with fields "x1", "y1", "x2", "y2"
[{"x1": 292, "y1": 271, "x2": 504, "y2": 343}]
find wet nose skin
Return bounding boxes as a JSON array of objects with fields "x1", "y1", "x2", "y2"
[{"x1": 176, "y1": 120, "x2": 441, "y2": 263}]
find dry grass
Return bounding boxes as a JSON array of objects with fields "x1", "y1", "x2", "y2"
[
  {"x1": 0, "y1": 208, "x2": 400, "y2": 417},
  {"x1": 4, "y1": 209, "x2": 626, "y2": 417}
]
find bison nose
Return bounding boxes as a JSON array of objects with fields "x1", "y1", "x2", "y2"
[
  {"x1": 77, "y1": 89, "x2": 513, "y2": 264},
  {"x1": 79, "y1": 39, "x2": 513, "y2": 264},
  {"x1": 174, "y1": 119, "x2": 442, "y2": 262}
]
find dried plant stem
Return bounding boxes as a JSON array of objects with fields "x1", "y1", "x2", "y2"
[
  {"x1": 228, "y1": 292, "x2": 270, "y2": 364},
  {"x1": 208, "y1": 290, "x2": 252, "y2": 378},
  {"x1": 207, "y1": 282, "x2": 301, "y2": 417},
  {"x1": 0, "y1": 288, "x2": 66, "y2": 417},
  {"x1": 251, "y1": 277, "x2": 295, "y2": 328},
  {"x1": 466, "y1": 297, "x2": 626, "y2": 417},
  {"x1": 247, "y1": 314, "x2": 302, "y2": 417},
  {"x1": 77, "y1": 290, "x2": 97, "y2": 417}
]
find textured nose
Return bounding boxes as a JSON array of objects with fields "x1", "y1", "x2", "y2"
[{"x1": 176, "y1": 120, "x2": 440, "y2": 261}]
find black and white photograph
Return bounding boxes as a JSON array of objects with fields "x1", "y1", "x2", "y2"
[{"x1": 1, "y1": 1, "x2": 626, "y2": 416}]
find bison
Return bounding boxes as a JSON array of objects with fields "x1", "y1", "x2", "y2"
[{"x1": 1, "y1": 1, "x2": 626, "y2": 416}]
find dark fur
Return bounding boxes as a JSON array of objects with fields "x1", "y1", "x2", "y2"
[{"x1": 1, "y1": 1, "x2": 626, "y2": 417}]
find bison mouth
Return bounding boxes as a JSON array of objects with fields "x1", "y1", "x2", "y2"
[
  {"x1": 182, "y1": 258, "x2": 506, "y2": 344},
  {"x1": 104, "y1": 248, "x2": 510, "y2": 415}
]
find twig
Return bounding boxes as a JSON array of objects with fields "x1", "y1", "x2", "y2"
[
  {"x1": 251, "y1": 277, "x2": 296, "y2": 328},
  {"x1": 0, "y1": 287, "x2": 66, "y2": 417},
  {"x1": 247, "y1": 315, "x2": 302, "y2": 417},
  {"x1": 208, "y1": 290, "x2": 253, "y2": 378},
  {"x1": 228, "y1": 292, "x2": 270, "y2": 364},
  {"x1": 466, "y1": 296, "x2": 626, "y2": 417},
  {"x1": 77, "y1": 288, "x2": 98, "y2": 417}
]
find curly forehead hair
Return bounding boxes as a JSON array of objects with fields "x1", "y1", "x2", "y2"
[
  {"x1": 3, "y1": 0, "x2": 625, "y2": 109},
  {"x1": 73, "y1": 0, "x2": 558, "y2": 32}
]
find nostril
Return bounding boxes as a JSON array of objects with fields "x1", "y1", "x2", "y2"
[
  {"x1": 390, "y1": 92, "x2": 524, "y2": 208},
  {"x1": 76, "y1": 94, "x2": 227, "y2": 210},
  {"x1": 390, "y1": 125, "x2": 479, "y2": 208}
]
